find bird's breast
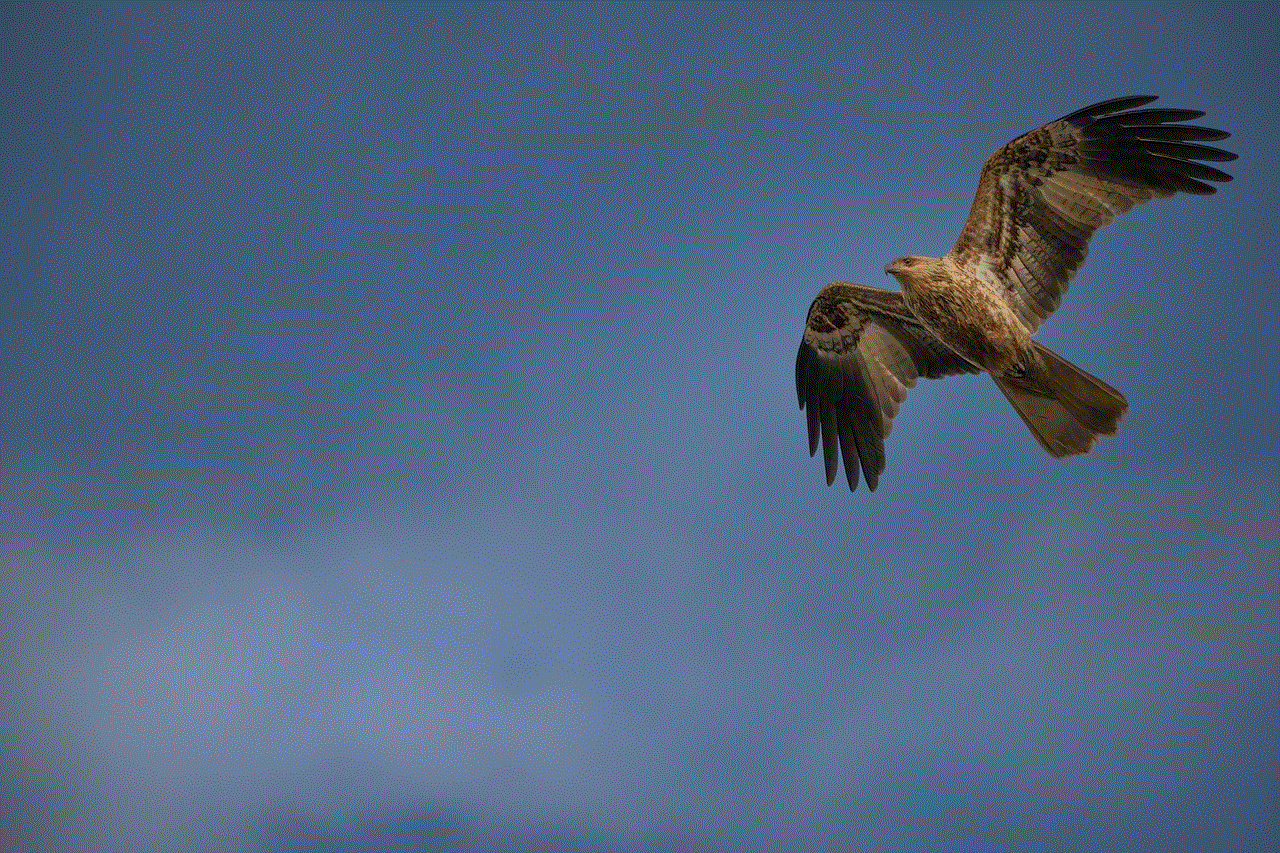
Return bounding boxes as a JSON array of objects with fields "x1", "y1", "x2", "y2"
[{"x1": 901, "y1": 274, "x2": 1032, "y2": 374}]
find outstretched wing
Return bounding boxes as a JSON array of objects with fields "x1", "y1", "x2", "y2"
[
  {"x1": 796, "y1": 282, "x2": 978, "y2": 491},
  {"x1": 948, "y1": 96, "x2": 1236, "y2": 331}
]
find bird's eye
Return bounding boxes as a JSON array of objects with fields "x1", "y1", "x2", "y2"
[{"x1": 901, "y1": 257, "x2": 915, "y2": 266}]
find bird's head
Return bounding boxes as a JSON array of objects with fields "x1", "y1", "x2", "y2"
[
  {"x1": 884, "y1": 256, "x2": 928, "y2": 280},
  {"x1": 885, "y1": 255, "x2": 954, "y2": 288}
]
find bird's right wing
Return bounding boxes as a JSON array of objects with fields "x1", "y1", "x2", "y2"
[
  {"x1": 948, "y1": 96, "x2": 1235, "y2": 332},
  {"x1": 796, "y1": 282, "x2": 979, "y2": 491}
]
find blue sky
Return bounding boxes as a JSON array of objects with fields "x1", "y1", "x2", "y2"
[{"x1": 3, "y1": 3, "x2": 1278, "y2": 851}]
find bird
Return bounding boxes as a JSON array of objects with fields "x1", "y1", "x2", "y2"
[{"x1": 795, "y1": 96, "x2": 1235, "y2": 491}]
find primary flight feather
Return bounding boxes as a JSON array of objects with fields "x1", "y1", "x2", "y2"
[{"x1": 796, "y1": 96, "x2": 1235, "y2": 490}]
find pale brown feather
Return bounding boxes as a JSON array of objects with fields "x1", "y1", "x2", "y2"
[
  {"x1": 992, "y1": 343, "x2": 1129, "y2": 458},
  {"x1": 796, "y1": 282, "x2": 977, "y2": 490},
  {"x1": 947, "y1": 96, "x2": 1235, "y2": 331},
  {"x1": 796, "y1": 97, "x2": 1233, "y2": 491}
]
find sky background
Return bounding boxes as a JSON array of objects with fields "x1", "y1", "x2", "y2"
[{"x1": 3, "y1": 3, "x2": 1278, "y2": 851}]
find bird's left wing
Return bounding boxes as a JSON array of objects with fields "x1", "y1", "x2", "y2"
[
  {"x1": 947, "y1": 96, "x2": 1236, "y2": 331},
  {"x1": 796, "y1": 282, "x2": 978, "y2": 491}
]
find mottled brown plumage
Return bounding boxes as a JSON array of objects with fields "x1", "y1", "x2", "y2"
[{"x1": 797, "y1": 96, "x2": 1235, "y2": 491}]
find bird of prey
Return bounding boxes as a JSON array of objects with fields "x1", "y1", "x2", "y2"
[{"x1": 795, "y1": 96, "x2": 1235, "y2": 491}]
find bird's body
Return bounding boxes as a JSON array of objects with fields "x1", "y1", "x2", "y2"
[
  {"x1": 886, "y1": 253, "x2": 1129, "y2": 460},
  {"x1": 890, "y1": 255, "x2": 1033, "y2": 376},
  {"x1": 796, "y1": 96, "x2": 1235, "y2": 490}
]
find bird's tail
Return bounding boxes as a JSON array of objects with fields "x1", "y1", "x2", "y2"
[{"x1": 992, "y1": 342, "x2": 1128, "y2": 458}]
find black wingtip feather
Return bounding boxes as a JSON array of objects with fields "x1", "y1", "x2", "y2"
[
  {"x1": 1073, "y1": 98, "x2": 1236, "y2": 192},
  {"x1": 837, "y1": 419, "x2": 859, "y2": 491},
  {"x1": 1094, "y1": 124, "x2": 1232, "y2": 144},
  {"x1": 1138, "y1": 139, "x2": 1237, "y2": 162},
  {"x1": 820, "y1": 405, "x2": 839, "y2": 486},
  {"x1": 1059, "y1": 95, "x2": 1158, "y2": 124},
  {"x1": 795, "y1": 345, "x2": 805, "y2": 408},
  {"x1": 806, "y1": 402, "x2": 820, "y2": 457},
  {"x1": 1091, "y1": 108, "x2": 1207, "y2": 128}
]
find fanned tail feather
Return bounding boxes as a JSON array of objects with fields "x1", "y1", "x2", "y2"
[{"x1": 993, "y1": 343, "x2": 1128, "y2": 458}]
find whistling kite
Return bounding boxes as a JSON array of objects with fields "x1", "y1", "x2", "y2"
[{"x1": 796, "y1": 96, "x2": 1235, "y2": 490}]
